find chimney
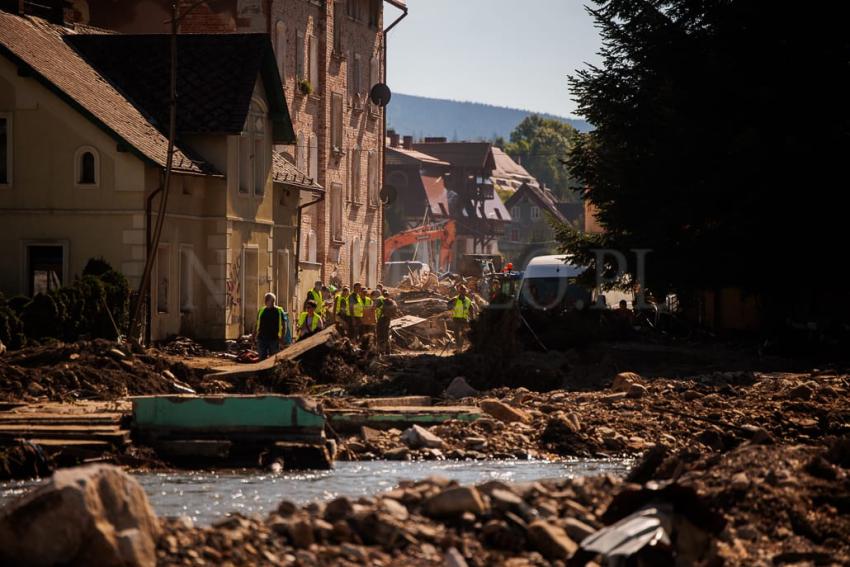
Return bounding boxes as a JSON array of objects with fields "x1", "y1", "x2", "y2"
[
  {"x1": 423, "y1": 137, "x2": 447, "y2": 144},
  {"x1": 387, "y1": 129, "x2": 400, "y2": 148},
  {"x1": 402, "y1": 135, "x2": 413, "y2": 150}
]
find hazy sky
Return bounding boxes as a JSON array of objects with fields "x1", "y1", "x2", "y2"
[{"x1": 385, "y1": 0, "x2": 602, "y2": 119}]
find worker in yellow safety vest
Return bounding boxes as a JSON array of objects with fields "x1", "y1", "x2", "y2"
[
  {"x1": 305, "y1": 280, "x2": 324, "y2": 316},
  {"x1": 296, "y1": 300, "x2": 324, "y2": 340},
  {"x1": 254, "y1": 292, "x2": 292, "y2": 359},
  {"x1": 335, "y1": 286, "x2": 351, "y2": 335},
  {"x1": 447, "y1": 284, "x2": 473, "y2": 351},
  {"x1": 349, "y1": 282, "x2": 371, "y2": 340}
]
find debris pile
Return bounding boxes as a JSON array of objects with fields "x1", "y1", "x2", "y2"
[{"x1": 155, "y1": 336, "x2": 210, "y2": 358}]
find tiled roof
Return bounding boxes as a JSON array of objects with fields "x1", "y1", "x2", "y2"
[
  {"x1": 492, "y1": 147, "x2": 534, "y2": 179},
  {"x1": 67, "y1": 33, "x2": 295, "y2": 143},
  {"x1": 421, "y1": 174, "x2": 449, "y2": 217},
  {"x1": 272, "y1": 152, "x2": 323, "y2": 191},
  {"x1": 411, "y1": 142, "x2": 496, "y2": 170},
  {"x1": 505, "y1": 182, "x2": 568, "y2": 223},
  {"x1": 385, "y1": 146, "x2": 450, "y2": 167},
  {"x1": 0, "y1": 12, "x2": 213, "y2": 174}
]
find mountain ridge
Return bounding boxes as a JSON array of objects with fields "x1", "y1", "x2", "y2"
[{"x1": 386, "y1": 93, "x2": 592, "y2": 141}]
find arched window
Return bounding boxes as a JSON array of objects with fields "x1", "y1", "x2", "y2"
[
  {"x1": 74, "y1": 146, "x2": 99, "y2": 186},
  {"x1": 274, "y1": 21, "x2": 286, "y2": 80}
]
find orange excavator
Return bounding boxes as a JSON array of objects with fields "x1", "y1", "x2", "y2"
[{"x1": 383, "y1": 220, "x2": 457, "y2": 273}]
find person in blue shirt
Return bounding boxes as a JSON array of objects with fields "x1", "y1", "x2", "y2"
[{"x1": 254, "y1": 292, "x2": 292, "y2": 359}]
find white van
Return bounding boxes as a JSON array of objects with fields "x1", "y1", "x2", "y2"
[{"x1": 517, "y1": 255, "x2": 592, "y2": 311}]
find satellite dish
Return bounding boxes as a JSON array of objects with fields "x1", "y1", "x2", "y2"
[
  {"x1": 370, "y1": 83, "x2": 392, "y2": 107},
  {"x1": 380, "y1": 184, "x2": 397, "y2": 206}
]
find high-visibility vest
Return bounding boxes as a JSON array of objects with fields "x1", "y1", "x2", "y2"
[
  {"x1": 307, "y1": 289, "x2": 324, "y2": 314},
  {"x1": 374, "y1": 297, "x2": 385, "y2": 320},
  {"x1": 257, "y1": 306, "x2": 289, "y2": 340},
  {"x1": 451, "y1": 296, "x2": 472, "y2": 320},
  {"x1": 335, "y1": 294, "x2": 349, "y2": 315},
  {"x1": 351, "y1": 295, "x2": 370, "y2": 318},
  {"x1": 297, "y1": 312, "x2": 322, "y2": 333}
]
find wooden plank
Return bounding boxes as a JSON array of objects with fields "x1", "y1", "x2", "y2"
[
  {"x1": 0, "y1": 413, "x2": 122, "y2": 425},
  {"x1": 389, "y1": 315, "x2": 426, "y2": 330},
  {"x1": 0, "y1": 429, "x2": 129, "y2": 443},
  {"x1": 26, "y1": 438, "x2": 111, "y2": 448},
  {"x1": 358, "y1": 396, "x2": 433, "y2": 408},
  {"x1": 0, "y1": 424, "x2": 124, "y2": 433},
  {"x1": 204, "y1": 325, "x2": 338, "y2": 379}
]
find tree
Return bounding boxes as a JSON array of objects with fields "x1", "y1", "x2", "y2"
[
  {"x1": 558, "y1": 0, "x2": 850, "y2": 326},
  {"x1": 504, "y1": 115, "x2": 580, "y2": 201}
]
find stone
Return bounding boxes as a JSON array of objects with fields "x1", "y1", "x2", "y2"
[
  {"x1": 562, "y1": 517, "x2": 596, "y2": 542},
  {"x1": 108, "y1": 348, "x2": 127, "y2": 359},
  {"x1": 401, "y1": 424, "x2": 444, "y2": 449},
  {"x1": 731, "y1": 472, "x2": 750, "y2": 491},
  {"x1": 360, "y1": 426, "x2": 382, "y2": 443},
  {"x1": 479, "y1": 399, "x2": 530, "y2": 424},
  {"x1": 527, "y1": 520, "x2": 578, "y2": 560},
  {"x1": 601, "y1": 392, "x2": 628, "y2": 403},
  {"x1": 682, "y1": 390, "x2": 703, "y2": 401},
  {"x1": 288, "y1": 518, "x2": 314, "y2": 548},
  {"x1": 277, "y1": 500, "x2": 298, "y2": 517},
  {"x1": 424, "y1": 486, "x2": 488, "y2": 517},
  {"x1": 380, "y1": 498, "x2": 409, "y2": 521},
  {"x1": 445, "y1": 376, "x2": 478, "y2": 399},
  {"x1": 626, "y1": 383, "x2": 648, "y2": 399},
  {"x1": 612, "y1": 372, "x2": 641, "y2": 392},
  {"x1": 444, "y1": 547, "x2": 469, "y2": 567},
  {"x1": 384, "y1": 446, "x2": 411, "y2": 460},
  {"x1": 490, "y1": 488, "x2": 524, "y2": 510},
  {"x1": 324, "y1": 496, "x2": 354, "y2": 522},
  {"x1": 0, "y1": 464, "x2": 160, "y2": 567},
  {"x1": 786, "y1": 383, "x2": 813, "y2": 400}
]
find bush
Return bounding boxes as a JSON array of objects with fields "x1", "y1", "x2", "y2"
[
  {"x1": 21, "y1": 293, "x2": 60, "y2": 340},
  {"x1": 99, "y1": 269, "x2": 130, "y2": 333},
  {"x1": 82, "y1": 257, "x2": 114, "y2": 278},
  {"x1": 7, "y1": 295, "x2": 29, "y2": 316},
  {"x1": 52, "y1": 286, "x2": 83, "y2": 341},
  {"x1": 0, "y1": 305, "x2": 25, "y2": 349}
]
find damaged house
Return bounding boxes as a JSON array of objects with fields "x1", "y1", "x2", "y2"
[{"x1": 0, "y1": 8, "x2": 322, "y2": 341}]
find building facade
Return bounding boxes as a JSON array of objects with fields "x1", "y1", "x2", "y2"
[
  {"x1": 85, "y1": 0, "x2": 402, "y2": 298},
  {"x1": 0, "y1": 9, "x2": 317, "y2": 341}
]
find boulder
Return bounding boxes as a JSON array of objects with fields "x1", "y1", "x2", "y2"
[
  {"x1": 445, "y1": 376, "x2": 478, "y2": 399},
  {"x1": 288, "y1": 518, "x2": 315, "y2": 548},
  {"x1": 612, "y1": 372, "x2": 641, "y2": 392},
  {"x1": 0, "y1": 464, "x2": 160, "y2": 567},
  {"x1": 401, "y1": 425, "x2": 444, "y2": 449},
  {"x1": 563, "y1": 517, "x2": 596, "y2": 542},
  {"x1": 786, "y1": 383, "x2": 813, "y2": 400},
  {"x1": 444, "y1": 547, "x2": 469, "y2": 567},
  {"x1": 527, "y1": 520, "x2": 578, "y2": 560},
  {"x1": 385, "y1": 446, "x2": 411, "y2": 460},
  {"x1": 424, "y1": 486, "x2": 488, "y2": 517},
  {"x1": 324, "y1": 496, "x2": 354, "y2": 522},
  {"x1": 479, "y1": 399, "x2": 530, "y2": 424},
  {"x1": 626, "y1": 383, "x2": 648, "y2": 399}
]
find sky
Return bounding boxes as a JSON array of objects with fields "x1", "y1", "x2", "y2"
[{"x1": 385, "y1": 0, "x2": 603, "y2": 119}]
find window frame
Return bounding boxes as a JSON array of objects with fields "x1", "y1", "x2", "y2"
[
  {"x1": 367, "y1": 149, "x2": 379, "y2": 207},
  {"x1": 74, "y1": 146, "x2": 100, "y2": 187},
  {"x1": 0, "y1": 113, "x2": 12, "y2": 188},
  {"x1": 530, "y1": 205, "x2": 541, "y2": 219},
  {"x1": 331, "y1": 92, "x2": 344, "y2": 153},
  {"x1": 296, "y1": 31, "x2": 305, "y2": 80},
  {"x1": 331, "y1": 182, "x2": 344, "y2": 242},
  {"x1": 349, "y1": 145, "x2": 361, "y2": 203}
]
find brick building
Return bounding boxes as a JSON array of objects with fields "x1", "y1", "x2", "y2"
[{"x1": 84, "y1": 0, "x2": 406, "y2": 300}]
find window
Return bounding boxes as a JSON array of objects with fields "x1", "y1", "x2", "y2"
[
  {"x1": 0, "y1": 114, "x2": 10, "y2": 185},
  {"x1": 511, "y1": 229, "x2": 519, "y2": 242},
  {"x1": 296, "y1": 31, "x2": 305, "y2": 79},
  {"x1": 368, "y1": 0, "x2": 379, "y2": 27},
  {"x1": 349, "y1": 145, "x2": 361, "y2": 202},
  {"x1": 274, "y1": 21, "x2": 286, "y2": 79},
  {"x1": 179, "y1": 246, "x2": 194, "y2": 313},
  {"x1": 308, "y1": 35, "x2": 319, "y2": 88},
  {"x1": 346, "y1": 0, "x2": 357, "y2": 19},
  {"x1": 296, "y1": 131, "x2": 307, "y2": 172},
  {"x1": 73, "y1": 146, "x2": 99, "y2": 186},
  {"x1": 333, "y1": 11, "x2": 342, "y2": 54},
  {"x1": 239, "y1": 99, "x2": 267, "y2": 195},
  {"x1": 308, "y1": 132, "x2": 318, "y2": 179},
  {"x1": 277, "y1": 249, "x2": 291, "y2": 309},
  {"x1": 156, "y1": 245, "x2": 170, "y2": 314},
  {"x1": 367, "y1": 150, "x2": 379, "y2": 207},
  {"x1": 349, "y1": 53, "x2": 361, "y2": 97},
  {"x1": 27, "y1": 245, "x2": 63, "y2": 296},
  {"x1": 531, "y1": 206, "x2": 540, "y2": 219},
  {"x1": 511, "y1": 206, "x2": 520, "y2": 220},
  {"x1": 370, "y1": 54, "x2": 380, "y2": 92},
  {"x1": 306, "y1": 230, "x2": 318, "y2": 263},
  {"x1": 331, "y1": 93, "x2": 343, "y2": 151},
  {"x1": 331, "y1": 182, "x2": 344, "y2": 241}
]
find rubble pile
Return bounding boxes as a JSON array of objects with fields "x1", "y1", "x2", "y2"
[
  {"x1": 0, "y1": 339, "x2": 205, "y2": 401},
  {"x1": 155, "y1": 336, "x2": 210, "y2": 358},
  {"x1": 341, "y1": 370, "x2": 850, "y2": 461},
  {"x1": 154, "y1": 440, "x2": 850, "y2": 565}
]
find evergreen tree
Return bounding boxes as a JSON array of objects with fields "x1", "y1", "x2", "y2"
[{"x1": 504, "y1": 115, "x2": 581, "y2": 201}]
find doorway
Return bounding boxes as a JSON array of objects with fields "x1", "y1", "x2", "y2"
[{"x1": 26, "y1": 244, "x2": 64, "y2": 296}]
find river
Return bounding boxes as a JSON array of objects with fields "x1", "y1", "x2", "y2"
[{"x1": 1, "y1": 459, "x2": 630, "y2": 525}]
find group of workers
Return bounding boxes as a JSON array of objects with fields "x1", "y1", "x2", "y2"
[{"x1": 253, "y1": 279, "x2": 475, "y2": 360}]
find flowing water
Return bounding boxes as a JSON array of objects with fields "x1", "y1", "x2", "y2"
[{"x1": 1, "y1": 459, "x2": 630, "y2": 525}]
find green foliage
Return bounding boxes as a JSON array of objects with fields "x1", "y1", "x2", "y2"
[
  {"x1": 561, "y1": 0, "x2": 850, "y2": 316},
  {"x1": 7, "y1": 296, "x2": 29, "y2": 316},
  {"x1": 82, "y1": 257, "x2": 114, "y2": 277},
  {"x1": 21, "y1": 293, "x2": 60, "y2": 340},
  {"x1": 504, "y1": 115, "x2": 581, "y2": 201},
  {"x1": 0, "y1": 305, "x2": 25, "y2": 349}
]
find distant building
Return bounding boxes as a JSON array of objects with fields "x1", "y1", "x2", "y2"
[
  {"x1": 490, "y1": 147, "x2": 538, "y2": 193},
  {"x1": 501, "y1": 182, "x2": 583, "y2": 267},
  {"x1": 411, "y1": 138, "x2": 511, "y2": 257}
]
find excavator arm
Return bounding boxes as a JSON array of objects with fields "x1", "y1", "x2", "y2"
[{"x1": 383, "y1": 220, "x2": 457, "y2": 272}]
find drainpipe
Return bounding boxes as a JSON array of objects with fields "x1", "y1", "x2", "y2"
[
  {"x1": 381, "y1": 4, "x2": 407, "y2": 282},
  {"x1": 296, "y1": 189, "x2": 326, "y2": 308}
]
